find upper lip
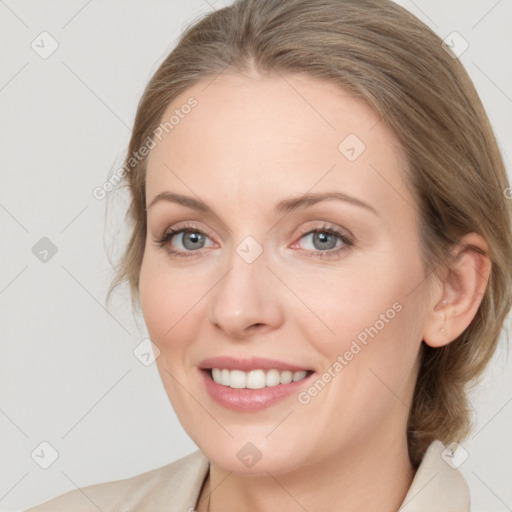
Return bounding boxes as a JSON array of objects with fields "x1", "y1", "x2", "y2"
[{"x1": 198, "y1": 356, "x2": 312, "y2": 372}]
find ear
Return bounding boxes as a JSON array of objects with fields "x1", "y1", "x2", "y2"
[{"x1": 423, "y1": 233, "x2": 491, "y2": 348}]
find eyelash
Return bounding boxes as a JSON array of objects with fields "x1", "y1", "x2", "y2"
[{"x1": 153, "y1": 222, "x2": 354, "y2": 260}]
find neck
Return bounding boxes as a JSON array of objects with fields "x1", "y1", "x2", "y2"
[{"x1": 199, "y1": 431, "x2": 415, "y2": 512}]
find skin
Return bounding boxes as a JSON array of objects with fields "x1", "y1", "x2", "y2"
[{"x1": 138, "y1": 70, "x2": 490, "y2": 512}]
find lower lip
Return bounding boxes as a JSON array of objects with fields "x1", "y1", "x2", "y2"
[{"x1": 201, "y1": 370, "x2": 314, "y2": 412}]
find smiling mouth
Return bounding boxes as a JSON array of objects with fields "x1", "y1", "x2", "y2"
[{"x1": 205, "y1": 368, "x2": 314, "y2": 389}]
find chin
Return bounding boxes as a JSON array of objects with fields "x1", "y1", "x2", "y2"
[{"x1": 201, "y1": 441, "x2": 303, "y2": 476}]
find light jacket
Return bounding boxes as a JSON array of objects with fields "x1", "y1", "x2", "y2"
[{"x1": 25, "y1": 440, "x2": 469, "y2": 511}]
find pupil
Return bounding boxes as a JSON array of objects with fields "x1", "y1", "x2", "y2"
[
  {"x1": 314, "y1": 232, "x2": 336, "y2": 250},
  {"x1": 184, "y1": 232, "x2": 204, "y2": 250}
]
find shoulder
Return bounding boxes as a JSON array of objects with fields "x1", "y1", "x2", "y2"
[
  {"x1": 399, "y1": 440, "x2": 470, "y2": 512},
  {"x1": 24, "y1": 450, "x2": 209, "y2": 512}
]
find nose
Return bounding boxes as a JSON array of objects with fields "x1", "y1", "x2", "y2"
[{"x1": 208, "y1": 250, "x2": 284, "y2": 340}]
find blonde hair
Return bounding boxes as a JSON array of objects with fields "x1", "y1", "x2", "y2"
[{"x1": 109, "y1": 0, "x2": 512, "y2": 466}]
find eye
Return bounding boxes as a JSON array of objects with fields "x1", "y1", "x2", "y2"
[
  {"x1": 153, "y1": 223, "x2": 354, "y2": 259},
  {"x1": 293, "y1": 225, "x2": 354, "y2": 259},
  {"x1": 153, "y1": 225, "x2": 215, "y2": 257}
]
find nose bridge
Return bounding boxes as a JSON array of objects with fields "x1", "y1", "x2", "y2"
[{"x1": 209, "y1": 239, "x2": 283, "y2": 337}]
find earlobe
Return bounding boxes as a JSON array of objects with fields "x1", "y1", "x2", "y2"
[{"x1": 423, "y1": 233, "x2": 491, "y2": 348}]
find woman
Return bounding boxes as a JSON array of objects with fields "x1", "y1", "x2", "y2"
[{"x1": 26, "y1": 0, "x2": 512, "y2": 510}]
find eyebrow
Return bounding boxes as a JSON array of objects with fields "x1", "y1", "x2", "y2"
[{"x1": 147, "y1": 191, "x2": 378, "y2": 216}]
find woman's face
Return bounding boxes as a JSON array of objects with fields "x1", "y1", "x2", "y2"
[{"x1": 139, "y1": 72, "x2": 436, "y2": 474}]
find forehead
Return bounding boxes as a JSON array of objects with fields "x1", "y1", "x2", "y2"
[{"x1": 145, "y1": 73, "x2": 413, "y2": 222}]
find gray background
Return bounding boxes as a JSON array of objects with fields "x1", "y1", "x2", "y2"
[{"x1": 0, "y1": 0, "x2": 511, "y2": 510}]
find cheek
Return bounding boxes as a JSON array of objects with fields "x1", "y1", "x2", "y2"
[
  {"x1": 295, "y1": 254, "x2": 426, "y2": 399},
  {"x1": 299, "y1": 286, "x2": 423, "y2": 442},
  {"x1": 296, "y1": 261, "x2": 421, "y2": 343},
  {"x1": 139, "y1": 254, "x2": 202, "y2": 414},
  {"x1": 138, "y1": 251, "x2": 199, "y2": 350}
]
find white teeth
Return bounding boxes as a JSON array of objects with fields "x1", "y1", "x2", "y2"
[
  {"x1": 229, "y1": 370, "x2": 247, "y2": 389},
  {"x1": 221, "y1": 369, "x2": 230, "y2": 386},
  {"x1": 265, "y1": 369, "x2": 281, "y2": 387},
  {"x1": 212, "y1": 368, "x2": 221, "y2": 383},
  {"x1": 247, "y1": 370, "x2": 266, "y2": 389},
  {"x1": 210, "y1": 368, "x2": 310, "y2": 388},
  {"x1": 292, "y1": 370, "x2": 307, "y2": 382},
  {"x1": 280, "y1": 370, "x2": 293, "y2": 384}
]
